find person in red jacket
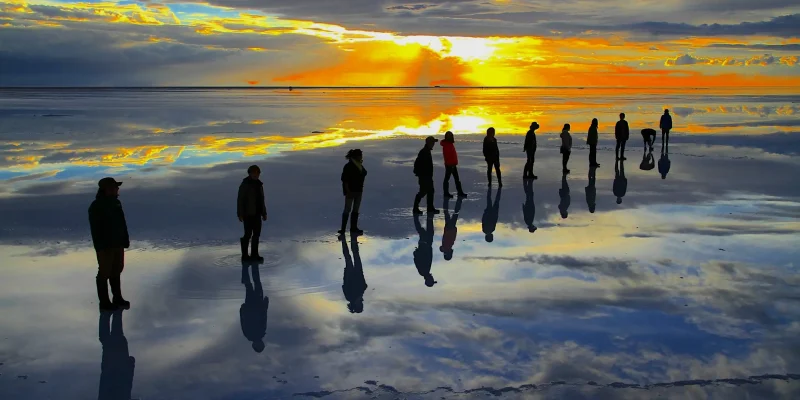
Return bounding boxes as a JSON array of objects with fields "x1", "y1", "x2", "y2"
[{"x1": 440, "y1": 131, "x2": 468, "y2": 198}]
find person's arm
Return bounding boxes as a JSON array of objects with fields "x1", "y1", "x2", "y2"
[
  {"x1": 260, "y1": 186, "x2": 267, "y2": 220},
  {"x1": 237, "y1": 184, "x2": 245, "y2": 221},
  {"x1": 659, "y1": 116, "x2": 663, "y2": 129},
  {"x1": 120, "y1": 205, "x2": 130, "y2": 249},
  {"x1": 89, "y1": 204, "x2": 111, "y2": 250},
  {"x1": 523, "y1": 133, "x2": 530, "y2": 152}
]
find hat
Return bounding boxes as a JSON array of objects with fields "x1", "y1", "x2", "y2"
[
  {"x1": 425, "y1": 136, "x2": 438, "y2": 143},
  {"x1": 98, "y1": 177, "x2": 122, "y2": 189},
  {"x1": 530, "y1": 121, "x2": 540, "y2": 129}
]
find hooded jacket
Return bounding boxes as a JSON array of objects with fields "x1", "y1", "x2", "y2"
[
  {"x1": 237, "y1": 177, "x2": 267, "y2": 218},
  {"x1": 89, "y1": 192, "x2": 130, "y2": 251}
]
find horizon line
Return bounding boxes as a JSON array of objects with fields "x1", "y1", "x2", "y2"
[{"x1": 0, "y1": 85, "x2": 791, "y2": 90}]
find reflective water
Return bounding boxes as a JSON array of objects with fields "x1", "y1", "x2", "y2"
[{"x1": 0, "y1": 88, "x2": 799, "y2": 399}]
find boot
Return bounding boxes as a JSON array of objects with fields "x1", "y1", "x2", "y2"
[
  {"x1": 250, "y1": 240, "x2": 264, "y2": 263},
  {"x1": 350, "y1": 213, "x2": 363, "y2": 235},
  {"x1": 497, "y1": 170, "x2": 503, "y2": 187},
  {"x1": 455, "y1": 180, "x2": 467, "y2": 197},
  {"x1": 426, "y1": 193, "x2": 439, "y2": 214},
  {"x1": 96, "y1": 277, "x2": 117, "y2": 312},
  {"x1": 337, "y1": 213, "x2": 348, "y2": 235},
  {"x1": 109, "y1": 275, "x2": 130, "y2": 309},
  {"x1": 240, "y1": 237, "x2": 249, "y2": 261},
  {"x1": 413, "y1": 193, "x2": 424, "y2": 214},
  {"x1": 443, "y1": 181, "x2": 453, "y2": 198}
]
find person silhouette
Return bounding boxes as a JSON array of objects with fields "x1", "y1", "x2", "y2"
[
  {"x1": 523, "y1": 178, "x2": 537, "y2": 233},
  {"x1": 558, "y1": 173, "x2": 571, "y2": 219},
  {"x1": 237, "y1": 165, "x2": 268, "y2": 262},
  {"x1": 440, "y1": 131, "x2": 468, "y2": 198},
  {"x1": 339, "y1": 149, "x2": 367, "y2": 236},
  {"x1": 641, "y1": 128, "x2": 656, "y2": 152},
  {"x1": 341, "y1": 235, "x2": 367, "y2": 313},
  {"x1": 587, "y1": 118, "x2": 600, "y2": 168},
  {"x1": 89, "y1": 177, "x2": 130, "y2": 311},
  {"x1": 240, "y1": 260, "x2": 269, "y2": 353},
  {"x1": 658, "y1": 142, "x2": 671, "y2": 180},
  {"x1": 613, "y1": 158, "x2": 628, "y2": 204},
  {"x1": 483, "y1": 127, "x2": 502, "y2": 186},
  {"x1": 585, "y1": 165, "x2": 597, "y2": 213},
  {"x1": 560, "y1": 123, "x2": 573, "y2": 174},
  {"x1": 414, "y1": 214, "x2": 436, "y2": 287},
  {"x1": 660, "y1": 109, "x2": 672, "y2": 147},
  {"x1": 413, "y1": 136, "x2": 440, "y2": 215},
  {"x1": 97, "y1": 309, "x2": 135, "y2": 400},
  {"x1": 440, "y1": 196, "x2": 463, "y2": 261},
  {"x1": 640, "y1": 146, "x2": 655, "y2": 171},
  {"x1": 523, "y1": 122, "x2": 539, "y2": 180},
  {"x1": 615, "y1": 113, "x2": 630, "y2": 161},
  {"x1": 482, "y1": 187, "x2": 502, "y2": 242}
]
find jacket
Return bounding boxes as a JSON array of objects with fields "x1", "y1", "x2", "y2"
[
  {"x1": 613, "y1": 174, "x2": 628, "y2": 197},
  {"x1": 483, "y1": 136, "x2": 499, "y2": 161},
  {"x1": 341, "y1": 161, "x2": 367, "y2": 195},
  {"x1": 89, "y1": 194, "x2": 130, "y2": 251},
  {"x1": 587, "y1": 125, "x2": 598, "y2": 146},
  {"x1": 615, "y1": 120, "x2": 630, "y2": 141},
  {"x1": 413, "y1": 147, "x2": 434, "y2": 178},
  {"x1": 240, "y1": 296, "x2": 268, "y2": 343},
  {"x1": 440, "y1": 141, "x2": 458, "y2": 166},
  {"x1": 237, "y1": 177, "x2": 267, "y2": 218},
  {"x1": 523, "y1": 130, "x2": 537, "y2": 153},
  {"x1": 560, "y1": 130, "x2": 572, "y2": 150},
  {"x1": 660, "y1": 114, "x2": 673, "y2": 131}
]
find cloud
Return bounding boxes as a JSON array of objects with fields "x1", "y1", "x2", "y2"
[
  {"x1": 386, "y1": 4, "x2": 435, "y2": 11},
  {"x1": 665, "y1": 54, "x2": 700, "y2": 66}
]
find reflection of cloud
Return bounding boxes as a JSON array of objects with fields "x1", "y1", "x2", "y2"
[{"x1": 464, "y1": 254, "x2": 644, "y2": 281}]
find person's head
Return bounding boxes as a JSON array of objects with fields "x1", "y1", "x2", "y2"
[
  {"x1": 563, "y1": 123, "x2": 570, "y2": 131},
  {"x1": 591, "y1": 118, "x2": 598, "y2": 127},
  {"x1": 252, "y1": 339, "x2": 265, "y2": 353},
  {"x1": 440, "y1": 246, "x2": 453, "y2": 261},
  {"x1": 530, "y1": 121, "x2": 540, "y2": 130},
  {"x1": 425, "y1": 136, "x2": 438, "y2": 149},
  {"x1": 346, "y1": 149, "x2": 363, "y2": 163},
  {"x1": 98, "y1": 177, "x2": 122, "y2": 197},
  {"x1": 485, "y1": 233, "x2": 494, "y2": 243},
  {"x1": 424, "y1": 274, "x2": 437, "y2": 287},
  {"x1": 528, "y1": 225, "x2": 537, "y2": 233},
  {"x1": 619, "y1": 113, "x2": 626, "y2": 120},
  {"x1": 487, "y1": 127, "x2": 495, "y2": 137},
  {"x1": 348, "y1": 300, "x2": 364, "y2": 313},
  {"x1": 444, "y1": 131, "x2": 455, "y2": 143},
  {"x1": 616, "y1": 197, "x2": 623, "y2": 204},
  {"x1": 664, "y1": 109, "x2": 670, "y2": 114},
  {"x1": 247, "y1": 165, "x2": 261, "y2": 180}
]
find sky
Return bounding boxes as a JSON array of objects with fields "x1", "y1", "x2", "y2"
[{"x1": 0, "y1": 0, "x2": 799, "y2": 86}]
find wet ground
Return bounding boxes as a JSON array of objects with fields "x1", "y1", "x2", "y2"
[{"x1": 0, "y1": 88, "x2": 799, "y2": 399}]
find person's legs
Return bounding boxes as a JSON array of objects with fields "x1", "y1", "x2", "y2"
[
  {"x1": 486, "y1": 161, "x2": 493, "y2": 185},
  {"x1": 414, "y1": 179, "x2": 425, "y2": 212},
  {"x1": 523, "y1": 154, "x2": 532, "y2": 178},
  {"x1": 96, "y1": 249, "x2": 114, "y2": 309},
  {"x1": 108, "y1": 248, "x2": 128, "y2": 307},
  {"x1": 452, "y1": 166, "x2": 465, "y2": 195},
  {"x1": 443, "y1": 166, "x2": 452, "y2": 195},
  {"x1": 615, "y1": 140, "x2": 621, "y2": 159},
  {"x1": 250, "y1": 217, "x2": 263, "y2": 259},
  {"x1": 340, "y1": 196, "x2": 353, "y2": 233},
  {"x1": 620, "y1": 140, "x2": 627, "y2": 160},
  {"x1": 425, "y1": 179, "x2": 436, "y2": 211},
  {"x1": 350, "y1": 192, "x2": 363, "y2": 233},
  {"x1": 589, "y1": 144, "x2": 597, "y2": 166},
  {"x1": 494, "y1": 160, "x2": 502, "y2": 186}
]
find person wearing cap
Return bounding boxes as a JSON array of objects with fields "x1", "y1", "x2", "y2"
[
  {"x1": 440, "y1": 131, "x2": 467, "y2": 198},
  {"x1": 89, "y1": 177, "x2": 130, "y2": 312},
  {"x1": 659, "y1": 109, "x2": 673, "y2": 147},
  {"x1": 339, "y1": 149, "x2": 367, "y2": 236},
  {"x1": 483, "y1": 127, "x2": 502, "y2": 186},
  {"x1": 414, "y1": 213, "x2": 437, "y2": 287},
  {"x1": 523, "y1": 122, "x2": 539, "y2": 180},
  {"x1": 615, "y1": 113, "x2": 630, "y2": 161},
  {"x1": 413, "y1": 136, "x2": 440, "y2": 215},
  {"x1": 238, "y1": 165, "x2": 268, "y2": 262},
  {"x1": 587, "y1": 118, "x2": 600, "y2": 168}
]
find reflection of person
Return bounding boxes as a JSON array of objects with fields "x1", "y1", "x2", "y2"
[
  {"x1": 659, "y1": 144, "x2": 671, "y2": 180},
  {"x1": 89, "y1": 177, "x2": 131, "y2": 312},
  {"x1": 640, "y1": 147, "x2": 655, "y2": 171},
  {"x1": 523, "y1": 178, "x2": 537, "y2": 233},
  {"x1": 98, "y1": 310, "x2": 135, "y2": 400},
  {"x1": 482, "y1": 187, "x2": 502, "y2": 242},
  {"x1": 560, "y1": 123, "x2": 572, "y2": 174},
  {"x1": 585, "y1": 165, "x2": 597, "y2": 213},
  {"x1": 523, "y1": 122, "x2": 539, "y2": 180},
  {"x1": 483, "y1": 127, "x2": 502, "y2": 187},
  {"x1": 414, "y1": 214, "x2": 436, "y2": 287},
  {"x1": 641, "y1": 128, "x2": 656, "y2": 151},
  {"x1": 587, "y1": 118, "x2": 600, "y2": 168},
  {"x1": 440, "y1": 131, "x2": 468, "y2": 198},
  {"x1": 237, "y1": 165, "x2": 268, "y2": 262},
  {"x1": 413, "y1": 136, "x2": 440, "y2": 215},
  {"x1": 659, "y1": 109, "x2": 672, "y2": 147},
  {"x1": 613, "y1": 158, "x2": 628, "y2": 204},
  {"x1": 240, "y1": 261, "x2": 269, "y2": 353},
  {"x1": 615, "y1": 113, "x2": 629, "y2": 161},
  {"x1": 342, "y1": 235, "x2": 367, "y2": 313},
  {"x1": 339, "y1": 149, "x2": 368, "y2": 236},
  {"x1": 440, "y1": 197, "x2": 463, "y2": 260},
  {"x1": 558, "y1": 173, "x2": 570, "y2": 219}
]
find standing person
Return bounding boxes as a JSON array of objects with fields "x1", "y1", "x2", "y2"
[
  {"x1": 586, "y1": 165, "x2": 597, "y2": 213},
  {"x1": 659, "y1": 145, "x2": 671, "y2": 180},
  {"x1": 240, "y1": 261, "x2": 269, "y2": 353},
  {"x1": 440, "y1": 131, "x2": 468, "y2": 198},
  {"x1": 238, "y1": 165, "x2": 268, "y2": 263},
  {"x1": 587, "y1": 118, "x2": 600, "y2": 168},
  {"x1": 413, "y1": 136, "x2": 440, "y2": 215},
  {"x1": 440, "y1": 196, "x2": 463, "y2": 261},
  {"x1": 339, "y1": 149, "x2": 367, "y2": 235},
  {"x1": 523, "y1": 178, "x2": 537, "y2": 233},
  {"x1": 341, "y1": 235, "x2": 367, "y2": 313},
  {"x1": 560, "y1": 123, "x2": 573, "y2": 174},
  {"x1": 614, "y1": 159, "x2": 627, "y2": 204},
  {"x1": 482, "y1": 187, "x2": 502, "y2": 243},
  {"x1": 615, "y1": 113, "x2": 630, "y2": 161},
  {"x1": 558, "y1": 173, "x2": 570, "y2": 219},
  {"x1": 89, "y1": 177, "x2": 130, "y2": 312},
  {"x1": 483, "y1": 127, "x2": 502, "y2": 187},
  {"x1": 659, "y1": 109, "x2": 672, "y2": 147},
  {"x1": 97, "y1": 310, "x2": 135, "y2": 400},
  {"x1": 523, "y1": 122, "x2": 539, "y2": 180}
]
